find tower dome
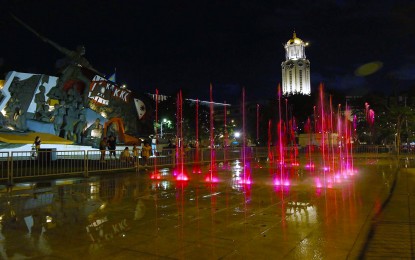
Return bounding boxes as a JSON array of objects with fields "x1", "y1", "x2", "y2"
[{"x1": 287, "y1": 32, "x2": 304, "y2": 45}]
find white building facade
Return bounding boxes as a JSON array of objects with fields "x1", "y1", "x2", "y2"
[{"x1": 281, "y1": 32, "x2": 311, "y2": 95}]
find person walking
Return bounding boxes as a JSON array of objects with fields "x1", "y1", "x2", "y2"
[
  {"x1": 141, "y1": 142, "x2": 152, "y2": 167},
  {"x1": 107, "y1": 135, "x2": 117, "y2": 159},
  {"x1": 99, "y1": 137, "x2": 107, "y2": 162}
]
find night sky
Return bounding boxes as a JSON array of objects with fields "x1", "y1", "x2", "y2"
[{"x1": 2, "y1": 0, "x2": 415, "y2": 103}]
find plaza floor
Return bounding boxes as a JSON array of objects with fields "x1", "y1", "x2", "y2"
[{"x1": 0, "y1": 157, "x2": 414, "y2": 259}]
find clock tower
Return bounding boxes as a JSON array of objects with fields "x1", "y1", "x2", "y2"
[{"x1": 281, "y1": 32, "x2": 311, "y2": 95}]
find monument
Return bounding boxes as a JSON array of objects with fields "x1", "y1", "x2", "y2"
[{"x1": 0, "y1": 15, "x2": 150, "y2": 146}]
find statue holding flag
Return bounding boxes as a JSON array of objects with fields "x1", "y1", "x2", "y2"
[
  {"x1": 10, "y1": 14, "x2": 142, "y2": 139},
  {"x1": 11, "y1": 14, "x2": 104, "y2": 107}
]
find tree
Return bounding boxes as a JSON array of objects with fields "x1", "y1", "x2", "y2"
[{"x1": 368, "y1": 94, "x2": 415, "y2": 154}]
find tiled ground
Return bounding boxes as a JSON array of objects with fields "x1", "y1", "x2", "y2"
[{"x1": 0, "y1": 157, "x2": 413, "y2": 259}]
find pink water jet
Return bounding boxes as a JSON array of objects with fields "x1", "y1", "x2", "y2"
[
  {"x1": 174, "y1": 90, "x2": 189, "y2": 182},
  {"x1": 204, "y1": 84, "x2": 218, "y2": 183},
  {"x1": 192, "y1": 99, "x2": 201, "y2": 173},
  {"x1": 239, "y1": 87, "x2": 252, "y2": 185}
]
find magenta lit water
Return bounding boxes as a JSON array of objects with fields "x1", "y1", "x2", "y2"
[
  {"x1": 319, "y1": 84, "x2": 327, "y2": 172},
  {"x1": 329, "y1": 95, "x2": 335, "y2": 172},
  {"x1": 175, "y1": 90, "x2": 188, "y2": 181},
  {"x1": 192, "y1": 99, "x2": 201, "y2": 173},
  {"x1": 277, "y1": 85, "x2": 284, "y2": 167},
  {"x1": 288, "y1": 117, "x2": 299, "y2": 166},
  {"x1": 365, "y1": 102, "x2": 375, "y2": 144},
  {"x1": 267, "y1": 119, "x2": 273, "y2": 163},
  {"x1": 154, "y1": 89, "x2": 159, "y2": 173},
  {"x1": 241, "y1": 87, "x2": 251, "y2": 185},
  {"x1": 285, "y1": 96, "x2": 299, "y2": 166},
  {"x1": 154, "y1": 85, "x2": 357, "y2": 191},
  {"x1": 310, "y1": 85, "x2": 356, "y2": 188},
  {"x1": 304, "y1": 117, "x2": 314, "y2": 169},
  {"x1": 223, "y1": 100, "x2": 229, "y2": 169},
  {"x1": 274, "y1": 84, "x2": 289, "y2": 186},
  {"x1": 205, "y1": 84, "x2": 218, "y2": 183},
  {"x1": 269, "y1": 84, "x2": 356, "y2": 189}
]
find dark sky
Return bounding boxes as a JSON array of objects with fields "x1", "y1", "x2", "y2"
[{"x1": 2, "y1": 0, "x2": 415, "y2": 103}]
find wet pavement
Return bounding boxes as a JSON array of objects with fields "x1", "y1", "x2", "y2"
[{"x1": 0, "y1": 157, "x2": 413, "y2": 259}]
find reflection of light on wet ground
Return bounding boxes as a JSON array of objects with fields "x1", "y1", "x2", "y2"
[
  {"x1": 176, "y1": 173, "x2": 188, "y2": 181},
  {"x1": 204, "y1": 175, "x2": 219, "y2": 183},
  {"x1": 274, "y1": 178, "x2": 291, "y2": 186},
  {"x1": 150, "y1": 168, "x2": 171, "y2": 180},
  {"x1": 286, "y1": 201, "x2": 317, "y2": 224},
  {"x1": 305, "y1": 163, "x2": 315, "y2": 169},
  {"x1": 89, "y1": 181, "x2": 100, "y2": 201},
  {"x1": 233, "y1": 160, "x2": 242, "y2": 169},
  {"x1": 99, "y1": 203, "x2": 106, "y2": 210},
  {"x1": 151, "y1": 180, "x2": 171, "y2": 190},
  {"x1": 0, "y1": 158, "x2": 400, "y2": 259},
  {"x1": 231, "y1": 160, "x2": 252, "y2": 186},
  {"x1": 202, "y1": 192, "x2": 221, "y2": 198}
]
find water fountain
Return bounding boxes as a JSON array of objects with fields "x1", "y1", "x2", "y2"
[
  {"x1": 175, "y1": 90, "x2": 189, "y2": 181},
  {"x1": 205, "y1": 84, "x2": 219, "y2": 183}
]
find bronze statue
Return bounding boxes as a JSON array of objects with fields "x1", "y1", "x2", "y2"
[
  {"x1": 12, "y1": 14, "x2": 102, "y2": 75},
  {"x1": 33, "y1": 85, "x2": 51, "y2": 121},
  {"x1": 12, "y1": 14, "x2": 104, "y2": 106},
  {"x1": 52, "y1": 101, "x2": 66, "y2": 136}
]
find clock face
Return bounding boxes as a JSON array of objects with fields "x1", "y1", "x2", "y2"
[
  {"x1": 298, "y1": 62, "x2": 303, "y2": 67},
  {"x1": 288, "y1": 63, "x2": 294, "y2": 69}
]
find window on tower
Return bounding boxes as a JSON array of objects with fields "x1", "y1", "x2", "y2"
[{"x1": 300, "y1": 70, "x2": 303, "y2": 86}]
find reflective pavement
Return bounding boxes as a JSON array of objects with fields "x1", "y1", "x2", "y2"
[{"x1": 0, "y1": 157, "x2": 413, "y2": 259}]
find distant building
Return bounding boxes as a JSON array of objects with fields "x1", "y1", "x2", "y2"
[{"x1": 281, "y1": 32, "x2": 311, "y2": 96}]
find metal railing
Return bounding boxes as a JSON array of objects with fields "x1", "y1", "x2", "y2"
[
  {"x1": 10, "y1": 150, "x2": 86, "y2": 181},
  {"x1": 0, "y1": 152, "x2": 9, "y2": 183},
  {"x1": 0, "y1": 145, "x2": 396, "y2": 184}
]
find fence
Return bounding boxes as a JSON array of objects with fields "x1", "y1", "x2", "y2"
[{"x1": 0, "y1": 145, "x2": 395, "y2": 184}]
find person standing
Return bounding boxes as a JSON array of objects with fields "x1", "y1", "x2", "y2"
[
  {"x1": 33, "y1": 136, "x2": 41, "y2": 158},
  {"x1": 99, "y1": 137, "x2": 107, "y2": 162},
  {"x1": 34, "y1": 136, "x2": 41, "y2": 151},
  {"x1": 107, "y1": 135, "x2": 117, "y2": 159},
  {"x1": 141, "y1": 142, "x2": 152, "y2": 167},
  {"x1": 132, "y1": 144, "x2": 139, "y2": 166},
  {"x1": 151, "y1": 135, "x2": 157, "y2": 156},
  {"x1": 121, "y1": 147, "x2": 132, "y2": 164}
]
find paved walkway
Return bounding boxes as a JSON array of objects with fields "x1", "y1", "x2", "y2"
[
  {"x1": 0, "y1": 157, "x2": 414, "y2": 259},
  {"x1": 350, "y1": 161, "x2": 415, "y2": 259}
]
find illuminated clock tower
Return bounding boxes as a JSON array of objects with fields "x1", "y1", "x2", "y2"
[{"x1": 281, "y1": 32, "x2": 311, "y2": 95}]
